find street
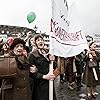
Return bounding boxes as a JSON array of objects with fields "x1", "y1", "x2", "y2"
[{"x1": 55, "y1": 76, "x2": 100, "y2": 100}]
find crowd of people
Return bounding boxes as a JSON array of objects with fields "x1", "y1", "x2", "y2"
[
  {"x1": 0, "y1": 32, "x2": 57, "y2": 100},
  {"x1": 56, "y1": 42, "x2": 100, "y2": 99},
  {"x1": 0, "y1": 31, "x2": 100, "y2": 100}
]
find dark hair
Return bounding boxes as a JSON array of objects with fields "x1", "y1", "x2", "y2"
[
  {"x1": 34, "y1": 34, "x2": 43, "y2": 43},
  {"x1": 10, "y1": 38, "x2": 26, "y2": 50},
  {"x1": 89, "y1": 42, "x2": 95, "y2": 48}
]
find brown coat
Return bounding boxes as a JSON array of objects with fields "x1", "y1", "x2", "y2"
[
  {"x1": 1, "y1": 68, "x2": 32, "y2": 100},
  {"x1": 65, "y1": 57, "x2": 76, "y2": 83},
  {"x1": 1, "y1": 54, "x2": 32, "y2": 100},
  {"x1": 58, "y1": 57, "x2": 65, "y2": 74},
  {"x1": 83, "y1": 51, "x2": 100, "y2": 86}
]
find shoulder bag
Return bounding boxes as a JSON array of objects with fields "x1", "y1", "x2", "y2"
[
  {"x1": 88, "y1": 60, "x2": 97, "y2": 68},
  {"x1": 0, "y1": 56, "x2": 17, "y2": 79}
]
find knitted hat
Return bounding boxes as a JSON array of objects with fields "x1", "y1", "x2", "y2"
[{"x1": 10, "y1": 38, "x2": 26, "y2": 50}]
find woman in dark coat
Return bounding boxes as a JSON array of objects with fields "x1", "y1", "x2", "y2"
[
  {"x1": 28, "y1": 34, "x2": 57, "y2": 100},
  {"x1": 1, "y1": 38, "x2": 37, "y2": 100},
  {"x1": 83, "y1": 42, "x2": 100, "y2": 99}
]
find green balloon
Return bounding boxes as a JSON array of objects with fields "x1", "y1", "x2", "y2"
[{"x1": 27, "y1": 12, "x2": 36, "y2": 23}]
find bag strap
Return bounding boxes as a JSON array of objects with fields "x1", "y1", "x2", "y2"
[{"x1": 0, "y1": 55, "x2": 15, "y2": 58}]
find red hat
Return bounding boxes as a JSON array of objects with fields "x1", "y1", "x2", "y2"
[{"x1": 7, "y1": 37, "x2": 14, "y2": 46}]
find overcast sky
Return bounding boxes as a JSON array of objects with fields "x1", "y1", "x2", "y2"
[
  {"x1": 76, "y1": 0, "x2": 100, "y2": 36},
  {"x1": 0, "y1": 0, "x2": 100, "y2": 36},
  {"x1": 0, "y1": 0, "x2": 51, "y2": 33}
]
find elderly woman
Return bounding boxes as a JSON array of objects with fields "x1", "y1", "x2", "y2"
[
  {"x1": 1, "y1": 38, "x2": 37, "y2": 100},
  {"x1": 83, "y1": 42, "x2": 100, "y2": 99},
  {"x1": 28, "y1": 34, "x2": 57, "y2": 100}
]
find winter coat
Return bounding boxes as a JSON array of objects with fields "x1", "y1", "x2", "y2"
[
  {"x1": 1, "y1": 52, "x2": 32, "y2": 100},
  {"x1": 65, "y1": 57, "x2": 76, "y2": 83},
  {"x1": 58, "y1": 57, "x2": 65, "y2": 74},
  {"x1": 75, "y1": 52, "x2": 85, "y2": 75},
  {"x1": 83, "y1": 51, "x2": 100, "y2": 86},
  {"x1": 28, "y1": 50, "x2": 57, "y2": 100}
]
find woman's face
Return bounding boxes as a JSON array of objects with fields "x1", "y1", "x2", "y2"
[
  {"x1": 35, "y1": 37, "x2": 44, "y2": 49},
  {"x1": 13, "y1": 43, "x2": 24, "y2": 55},
  {"x1": 30, "y1": 37, "x2": 34, "y2": 46},
  {"x1": 90, "y1": 42, "x2": 96, "y2": 51}
]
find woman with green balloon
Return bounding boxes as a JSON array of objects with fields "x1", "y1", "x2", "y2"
[{"x1": 27, "y1": 12, "x2": 36, "y2": 23}]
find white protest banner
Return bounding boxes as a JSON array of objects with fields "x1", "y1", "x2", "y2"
[
  {"x1": 50, "y1": 0, "x2": 88, "y2": 57},
  {"x1": 93, "y1": 33, "x2": 100, "y2": 51}
]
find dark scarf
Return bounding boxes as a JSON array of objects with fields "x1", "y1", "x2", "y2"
[{"x1": 10, "y1": 51, "x2": 31, "y2": 70}]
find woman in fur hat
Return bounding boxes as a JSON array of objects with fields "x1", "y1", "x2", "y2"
[{"x1": 1, "y1": 38, "x2": 37, "y2": 100}]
